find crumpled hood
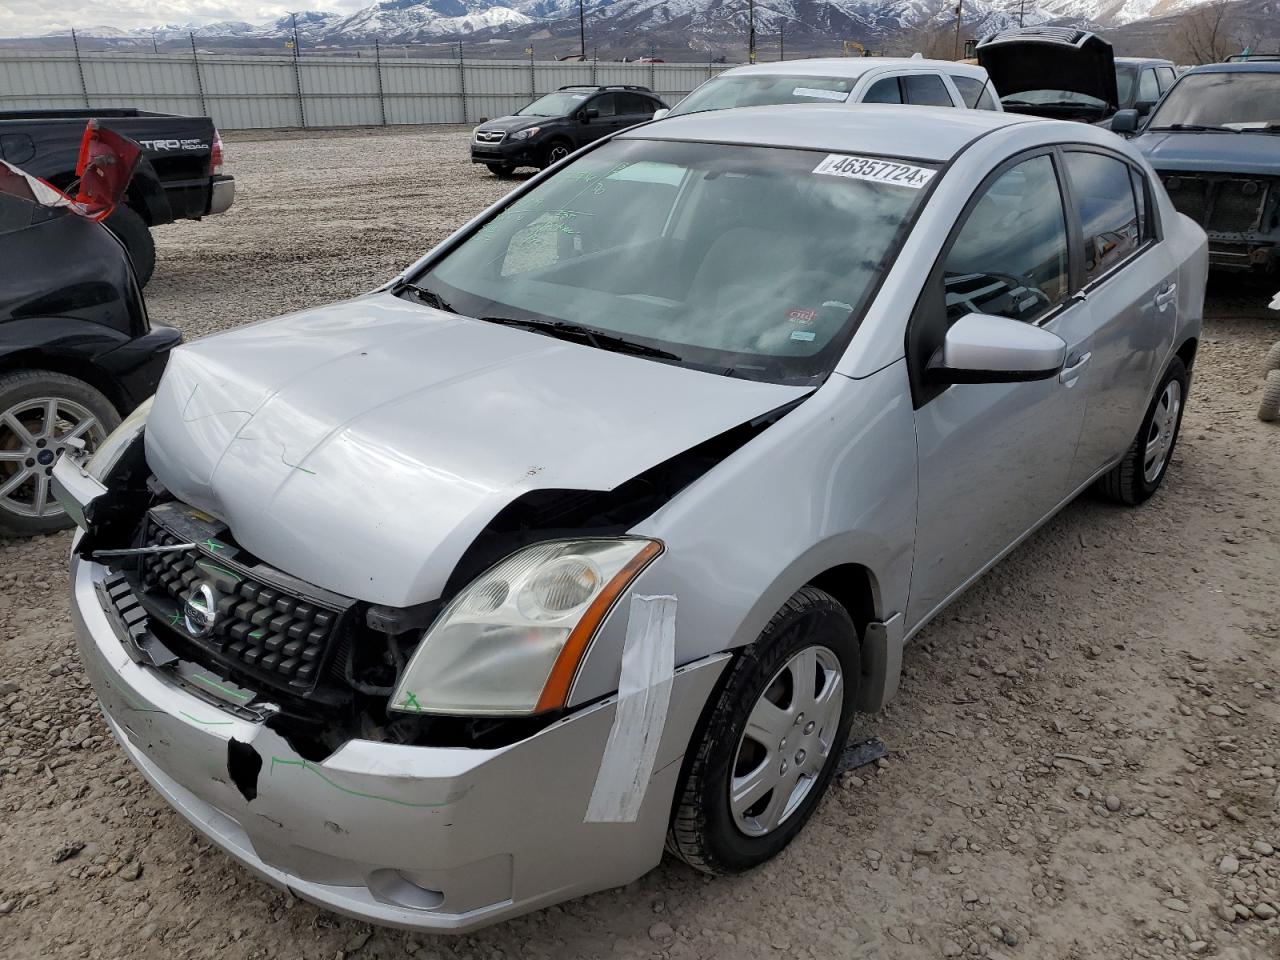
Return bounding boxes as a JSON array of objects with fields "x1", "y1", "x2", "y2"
[
  {"x1": 1135, "y1": 131, "x2": 1280, "y2": 178},
  {"x1": 145, "y1": 293, "x2": 806, "y2": 607}
]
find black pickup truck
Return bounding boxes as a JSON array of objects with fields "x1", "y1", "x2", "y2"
[{"x1": 0, "y1": 108, "x2": 234, "y2": 285}]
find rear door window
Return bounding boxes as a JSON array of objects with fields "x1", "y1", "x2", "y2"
[
  {"x1": 1156, "y1": 67, "x2": 1176, "y2": 92},
  {"x1": 903, "y1": 74, "x2": 954, "y2": 107},
  {"x1": 862, "y1": 77, "x2": 903, "y2": 103},
  {"x1": 952, "y1": 76, "x2": 987, "y2": 108},
  {"x1": 618, "y1": 93, "x2": 656, "y2": 116},
  {"x1": 590, "y1": 94, "x2": 618, "y2": 117},
  {"x1": 1064, "y1": 151, "x2": 1142, "y2": 279}
]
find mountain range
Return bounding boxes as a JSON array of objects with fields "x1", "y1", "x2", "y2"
[{"x1": 18, "y1": 0, "x2": 1256, "y2": 55}]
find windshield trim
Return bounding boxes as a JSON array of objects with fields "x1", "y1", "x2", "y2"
[{"x1": 406, "y1": 137, "x2": 946, "y2": 386}]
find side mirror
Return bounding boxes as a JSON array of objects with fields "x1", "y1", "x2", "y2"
[
  {"x1": 1110, "y1": 109, "x2": 1140, "y2": 134},
  {"x1": 651, "y1": 108, "x2": 669, "y2": 120},
  {"x1": 580, "y1": 108, "x2": 599, "y2": 122},
  {"x1": 928, "y1": 313, "x2": 1065, "y2": 385},
  {"x1": 1135, "y1": 100, "x2": 1155, "y2": 116}
]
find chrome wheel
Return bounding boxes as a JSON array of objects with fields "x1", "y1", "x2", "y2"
[
  {"x1": 546, "y1": 144, "x2": 570, "y2": 165},
  {"x1": 1142, "y1": 379, "x2": 1182, "y2": 484},
  {"x1": 0, "y1": 397, "x2": 106, "y2": 519},
  {"x1": 729, "y1": 644, "x2": 844, "y2": 838}
]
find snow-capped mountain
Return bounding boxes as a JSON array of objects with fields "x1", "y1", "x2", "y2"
[{"x1": 24, "y1": 0, "x2": 1243, "y2": 47}]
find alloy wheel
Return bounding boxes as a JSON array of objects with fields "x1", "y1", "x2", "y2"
[
  {"x1": 0, "y1": 397, "x2": 106, "y2": 519},
  {"x1": 729, "y1": 644, "x2": 844, "y2": 837},
  {"x1": 547, "y1": 145, "x2": 570, "y2": 165},
  {"x1": 1142, "y1": 380, "x2": 1182, "y2": 484}
]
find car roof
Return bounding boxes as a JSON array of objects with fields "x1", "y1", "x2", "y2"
[
  {"x1": 625, "y1": 103, "x2": 1045, "y2": 162},
  {"x1": 1184, "y1": 61, "x2": 1280, "y2": 74},
  {"x1": 1115, "y1": 57, "x2": 1174, "y2": 67},
  {"x1": 714, "y1": 57, "x2": 989, "y2": 80}
]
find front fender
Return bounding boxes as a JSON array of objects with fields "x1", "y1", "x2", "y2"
[{"x1": 568, "y1": 361, "x2": 918, "y2": 712}]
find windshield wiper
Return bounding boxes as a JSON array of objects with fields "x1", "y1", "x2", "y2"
[
  {"x1": 1147, "y1": 123, "x2": 1240, "y2": 133},
  {"x1": 478, "y1": 316, "x2": 682, "y2": 361},
  {"x1": 394, "y1": 280, "x2": 457, "y2": 312}
]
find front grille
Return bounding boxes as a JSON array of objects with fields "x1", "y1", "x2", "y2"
[
  {"x1": 1209, "y1": 179, "x2": 1268, "y2": 233},
  {"x1": 133, "y1": 502, "x2": 355, "y2": 696},
  {"x1": 1164, "y1": 173, "x2": 1270, "y2": 235},
  {"x1": 474, "y1": 130, "x2": 505, "y2": 143}
]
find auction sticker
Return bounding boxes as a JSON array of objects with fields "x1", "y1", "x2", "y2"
[{"x1": 812, "y1": 154, "x2": 935, "y2": 189}]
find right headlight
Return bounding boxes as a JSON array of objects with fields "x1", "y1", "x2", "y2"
[
  {"x1": 85, "y1": 395, "x2": 152, "y2": 481},
  {"x1": 389, "y1": 538, "x2": 662, "y2": 717}
]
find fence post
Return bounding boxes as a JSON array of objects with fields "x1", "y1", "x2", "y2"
[
  {"x1": 591, "y1": 55, "x2": 597, "y2": 85},
  {"x1": 189, "y1": 33, "x2": 208, "y2": 117},
  {"x1": 70, "y1": 28, "x2": 90, "y2": 108},
  {"x1": 457, "y1": 43, "x2": 467, "y2": 124},
  {"x1": 529, "y1": 47, "x2": 535, "y2": 102},
  {"x1": 374, "y1": 38, "x2": 387, "y2": 125},
  {"x1": 290, "y1": 13, "x2": 307, "y2": 128},
  {"x1": 648, "y1": 61, "x2": 655, "y2": 91}
]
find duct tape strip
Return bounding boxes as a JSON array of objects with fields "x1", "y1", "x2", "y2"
[{"x1": 584, "y1": 594, "x2": 677, "y2": 823}]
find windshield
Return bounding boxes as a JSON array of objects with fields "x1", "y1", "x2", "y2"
[
  {"x1": 1147, "y1": 71, "x2": 1280, "y2": 130},
  {"x1": 413, "y1": 139, "x2": 936, "y2": 384},
  {"x1": 517, "y1": 90, "x2": 592, "y2": 117},
  {"x1": 668, "y1": 74, "x2": 854, "y2": 116}
]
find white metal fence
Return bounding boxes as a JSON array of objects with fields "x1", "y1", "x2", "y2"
[{"x1": 0, "y1": 52, "x2": 734, "y2": 130}]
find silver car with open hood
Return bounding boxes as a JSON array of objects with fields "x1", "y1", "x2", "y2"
[{"x1": 58, "y1": 105, "x2": 1205, "y2": 932}]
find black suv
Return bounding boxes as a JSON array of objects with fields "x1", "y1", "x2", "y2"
[{"x1": 470, "y1": 85, "x2": 666, "y2": 176}]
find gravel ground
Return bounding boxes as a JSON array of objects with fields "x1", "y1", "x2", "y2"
[{"x1": 2, "y1": 126, "x2": 1280, "y2": 960}]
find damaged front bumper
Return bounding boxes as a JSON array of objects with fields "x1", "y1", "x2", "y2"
[{"x1": 71, "y1": 553, "x2": 727, "y2": 932}]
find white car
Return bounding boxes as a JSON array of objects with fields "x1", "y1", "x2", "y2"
[{"x1": 659, "y1": 57, "x2": 1002, "y2": 119}]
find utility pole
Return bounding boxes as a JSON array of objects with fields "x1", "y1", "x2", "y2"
[
  {"x1": 779, "y1": 21, "x2": 784, "y2": 61},
  {"x1": 747, "y1": 0, "x2": 756, "y2": 64},
  {"x1": 952, "y1": 0, "x2": 963, "y2": 60},
  {"x1": 1018, "y1": 0, "x2": 1026, "y2": 27},
  {"x1": 578, "y1": 0, "x2": 586, "y2": 59}
]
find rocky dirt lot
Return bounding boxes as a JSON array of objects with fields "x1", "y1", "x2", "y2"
[{"x1": 2, "y1": 126, "x2": 1279, "y2": 960}]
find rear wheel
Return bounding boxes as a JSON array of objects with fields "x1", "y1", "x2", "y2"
[
  {"x1": 1259, "y1": 369, "x2": 1280, "y2": 422},
  {"x1": 668, "y1": 587, "x2": 858, "y2": 875},
  {"x1": 485, "y1": 162, "x2": 516, "y2": 178},
  {"x1": 0, "y1": 370, "x2": 118, "y2": 536},
  {"x1": 103, "y1": 205, "x2": 156, "y2": 287},
  {"x1": 1095, "y1": 357, "x2": 1188, "y2": 505}
]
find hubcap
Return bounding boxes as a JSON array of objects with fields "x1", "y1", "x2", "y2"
[
  {"x1": 729, "y1": 645, "x2": 844, "y2": 838},
  {"x1": 1142, "y1": 380, "x2": 1182, "y2": 484},
  {"x1": 0, "y1": 397, "x2": 106, "y2": 519},
  {"x1": 548, "y1": 146, "x2": 569, "y2": 164}
]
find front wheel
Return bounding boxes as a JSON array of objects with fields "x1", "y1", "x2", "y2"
[
  {"x1": 542, "y1": 141, "x2": 572, "y2": 169},
  {"x1": 1095, "y1": 356, "x2": 1188, "y2": 505},
  {"x1": 0, "y1": 370, "x2": 118, "y2": 536},
  {"x1": 668, "y1": 587, "x2": 859, "y2": 875},
  {"x1": 485, "y1": 162, "x2": 516, "y2": 178}
]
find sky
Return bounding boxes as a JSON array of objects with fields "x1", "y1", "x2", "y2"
[{"x1": 0, "y1": 0, "x2": 366, "y2": 37}]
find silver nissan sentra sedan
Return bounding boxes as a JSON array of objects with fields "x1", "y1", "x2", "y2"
[{"x1": 56, "y1": 105, "x2": 1205, "y2": 932}]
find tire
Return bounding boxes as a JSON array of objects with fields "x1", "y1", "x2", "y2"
[
  {"x1": 485, "y1": 162, "x2": 516, "y2": 178},
  {"x1": 542, "y1": 140, "x2": 573, "y2": 169},
  {"x1": 1266, "y1": 341, "x2": 1280, "y2": 374},
  {"x1": 1259, "y1": 369, "x2": 1280, "y2": 422},
  {"x1": 667, "y1": 586, "x2": 859, "y2": 875},
  {"x1": 0, "y1": 370, "x2": 119, "y2": 537},
  {"x1": 1095, "y1": 356, "x2": 1188, "y2": 505},
  {"x1": 103, "y1": 205, "x2": 156, "y2": 287}
]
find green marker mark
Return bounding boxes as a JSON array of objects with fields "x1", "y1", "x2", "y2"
[
  {"x1": 195, "y1": 560, "x2": 242, "y2": 583},
  {"x1": 269, "y1": 756, "x2": 450, "y2": 809},
  {"x1": 400, "y1": 692, "x2": 423, "y2": 713},
  {"x1": 168, "y1": 611, "x2": 182, "y2": 627},
  {"x1": 180, "y1": 710, "x2": 234, "y2": 726},
  {"x1": 249, "y1": 628, "x2": 265, "y2": 639},
  {"x1": 191, "y1": 672, "x2": 251, "y2": 702},
  {"x1": 201, "y1": 538, "x2": 225, "y2": 552}
]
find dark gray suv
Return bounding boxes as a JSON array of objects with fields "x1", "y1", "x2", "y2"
[{"x1": 470, "y1": 84, "x2": 665, "y2": 176}]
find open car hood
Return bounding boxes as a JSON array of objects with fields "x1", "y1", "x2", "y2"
[
  {"x1": 977, "y1": 27, "x2": 1118, "y2": 110},
  {"x1": 144, "y1": 292, "x2": 808, "y2": 607}
]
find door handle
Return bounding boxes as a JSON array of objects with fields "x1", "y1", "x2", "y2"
[
  {"x1": 1059, "y1": 351, "x2": 1092, "y2": 385},
  {"x1": 1155, "y1": 283, "x2": 1178, "y2": 311}
]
